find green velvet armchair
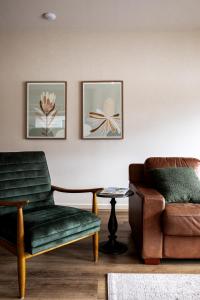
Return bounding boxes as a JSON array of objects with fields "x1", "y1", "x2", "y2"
[{"x1": 0, "y1": 151, "x2": 102, "y2": 299}]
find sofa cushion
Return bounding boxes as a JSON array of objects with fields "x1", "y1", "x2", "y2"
[
  {"x1": 149, "y1": 167, "x2": 200, "y2": 203},
  {"x1": 0, "y1": 205, "x2": 101, "y2": 254},
  {"x1": 144, "y1": 157, "x2": 200, "y2": 184},
  {"x1": 163, "y1": 203, "x2": 200, "y2": 236},
  {"x1": 164, "y1": 236, "x2": 200, "y2": 258}
]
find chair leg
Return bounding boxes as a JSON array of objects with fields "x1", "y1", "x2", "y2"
[
  {"x1": 17, "y1": 254, "x2": 26, "y2": 299},
  {"x1": 17, "y1": 207, "x2": 26, "y2": 299},
  {"x1": 93, "y1": 232, "x2": 99, "y2": 263}
]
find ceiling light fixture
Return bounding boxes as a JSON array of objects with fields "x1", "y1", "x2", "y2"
[{"x1": 42, "y1": 12, "x2": 57, "y2": 21}]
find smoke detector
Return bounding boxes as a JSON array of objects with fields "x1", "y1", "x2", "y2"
[{"x1": 42, "y1": 12, "x2": 57, "y2": 21}]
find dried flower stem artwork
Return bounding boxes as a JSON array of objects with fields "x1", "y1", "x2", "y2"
[
  {"x1": 26, "y1": 82, "x2": 67, "y2": 139},
  {"x1": 82, "y1": 81, "x2": 123, "y2": 139},
  {"x1": 36, "y1": 92, "x2": 57, "y2": 136}
]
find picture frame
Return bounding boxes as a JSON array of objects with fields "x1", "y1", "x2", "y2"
[
  {"x1": 81, "y1": 81, "x2": 123, "y2": 140},
  {"x1": 26, "y1": 81, "x2": 67, "y2": 139}
]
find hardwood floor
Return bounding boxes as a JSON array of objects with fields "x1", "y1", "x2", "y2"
[{"x1": 1, "y1": 210, "x2": 200, "y2": 299}]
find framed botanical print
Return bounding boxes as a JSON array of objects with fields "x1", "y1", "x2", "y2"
[
  {"x1": 82, "y1": 81, "x2": 123, "y2": 139},
  {"x1": 26, "y1": 81, "x2": 67, "y2": 139}
]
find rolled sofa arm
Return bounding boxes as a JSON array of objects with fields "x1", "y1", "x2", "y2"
[{"x1": 129, "y1": 183, "x2": 165, "y2": 262}]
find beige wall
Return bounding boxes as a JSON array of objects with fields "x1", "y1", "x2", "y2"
[{"x1": 1, "y1": 30, "x2": 200, "y2": 208}]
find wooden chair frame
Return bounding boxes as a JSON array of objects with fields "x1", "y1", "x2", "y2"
[{"x1": 0, "y1": 186, "x2": 102, "y2": 299}]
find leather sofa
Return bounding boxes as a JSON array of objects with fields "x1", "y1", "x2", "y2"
[{"x1": 129, "y1": 157, "x2": 200, "y2": 264}]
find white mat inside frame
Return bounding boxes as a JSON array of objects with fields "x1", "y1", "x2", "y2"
[{"x1": 108, "y1": 273, "x2": 200, "y2": 300}]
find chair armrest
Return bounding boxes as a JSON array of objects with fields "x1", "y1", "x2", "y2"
[
  {"x1": 51, "y1": 185, "x2": 103, "y2": 216},
  {"x1": 0, "y1": 200, "x2": 29, "y2": 208},
  {"x1": 129, "y1": 183, "x2": 165, "y2": 260},
  {"x1": 51, "y1": 185, "x2": 103, "y2": 194}
]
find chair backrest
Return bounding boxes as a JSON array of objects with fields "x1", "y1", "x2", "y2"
[{"x1": 0, "y1": 151, "x2": 54, "y2": 215}]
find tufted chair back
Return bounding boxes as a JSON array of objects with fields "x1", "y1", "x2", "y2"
[{"x1": 0, "y1": 151, "x2": 54, "y2": 215}]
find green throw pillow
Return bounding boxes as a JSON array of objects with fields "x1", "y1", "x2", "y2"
[{"x1": 149, "y1": 167, "x2": 200, "y2": 203}]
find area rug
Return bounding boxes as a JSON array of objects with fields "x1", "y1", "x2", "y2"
[{"x1": 108, "y1": 273, "x2": 200, "y2": 300}]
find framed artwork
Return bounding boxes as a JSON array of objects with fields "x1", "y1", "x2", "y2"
[
  {"x1": 26, "y1": 81, "x2": 67, "y2": 139},
  {"x1": 82, "y1": 81, "x2": 123, "y2": 139}
]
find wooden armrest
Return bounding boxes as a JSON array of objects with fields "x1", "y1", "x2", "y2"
[
  {"x1": 51, "y1": 185, "x2": 103, "y2": 216},
  {"x1": 51, "y1": 185, "x2": 103, "y2": 194},
  {"x1": 0, "y1": 200, "x2": 29, "y2": 208}
]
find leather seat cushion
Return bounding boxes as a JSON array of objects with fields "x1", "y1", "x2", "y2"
[
  {"x1": 0, "y1": 205, "x2": 101, "y2": 254},
  {"x1": 163, "y1": 203, "x2": 200, "y2": 236}
]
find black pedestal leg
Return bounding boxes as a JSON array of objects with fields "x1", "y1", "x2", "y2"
[
  {"x1": 99, "y1": 198, "x2": 128, "y2": 254},
  {"x1": 108, "y1": 198, "x2": 118, "y2": 245}
]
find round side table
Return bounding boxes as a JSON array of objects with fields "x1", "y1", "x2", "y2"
[{"x1": 97, "y1": 189, "x2": 133, "y2": 255}]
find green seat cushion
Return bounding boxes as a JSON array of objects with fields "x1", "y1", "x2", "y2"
[
  {"x1": 150, "y1": 167, "x2": 200, "y2": 203},
  {"x1": 0, "y1": 205, "x2": 101, "y2": 254}
]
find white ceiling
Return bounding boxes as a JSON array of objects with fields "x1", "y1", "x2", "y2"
[{"x1": 1, "y1": 0, "x2": 200, "y2": 32}]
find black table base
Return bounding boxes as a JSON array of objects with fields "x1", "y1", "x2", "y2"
[
  {"x1": 100, "y1": 240, "x2": 128, "y2": 255},
  {"x1": 99, "y1": 197, "x2": 128, "y2": 255}
]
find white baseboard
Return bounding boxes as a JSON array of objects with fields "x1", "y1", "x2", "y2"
[
  {"x1": 76, "y1": 203, "x2": 128, "y2": 210},
  {"x1": 54, "y1": 201, "x2": 128, "y2": 210}
]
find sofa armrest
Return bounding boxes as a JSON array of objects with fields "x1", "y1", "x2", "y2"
[
  {"x1": 129, "y1": 183, "x2": 165, "y2": 260},
  {"x1": 129, "y1": 163, "x2": 144, "y2": 183}
]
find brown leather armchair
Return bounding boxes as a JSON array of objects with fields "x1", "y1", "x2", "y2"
[{"x1": 129, "y1": 157, "x2": 200, "y2": 264}]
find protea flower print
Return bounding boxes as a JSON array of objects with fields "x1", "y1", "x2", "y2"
[
  {"x1": 88, "y1": 97, "x2": 121, "y2": 136},
  {"x1": 35, "y1": 91, "x2": 57, "y2": 136},
  {"x1": 40, "y1": 92, "x2": 56, "y2": 115}
]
